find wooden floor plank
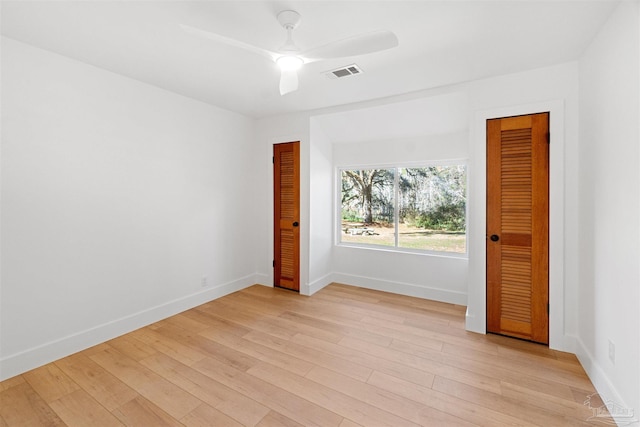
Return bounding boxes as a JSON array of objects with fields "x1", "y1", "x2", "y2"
[
  {"x1": 112, "y1": 395, "x2": 184, "y2": 427},
  {"x1": 438, "y1": 341, "x2": 594, "y2": 391},
  {"x1": 213, "y1": 298, "x2": 346, "y2": 344},
  {"x1": 279, "y1": 310, "x2": 394, "y2": 347},
  {"x1": 0, "y1": 375, "x2": 25, "y2": 392},
  {"x1": 192, "y1": 356, "x2": 344, "y2": 427},
  {"x1": 320, "y1": 286, "x2": 464, "y2": 323},
  {"x1": 247, "y1": 362, "x2": 421, "y2": 427},
  {"x1": 331, "y1": 283, "x2": 466, "y2": 316},
  {"x1": 153, "y1": 322, "x2": 261, "y2": 373},
  {"x1": 0, "y1": 283, "x2": 606, "y2": 426},
  {"x1": 201, "y1": 300, "x2": 302, "y2": 340},
  {"x1": 128, "y1": 327, "x2": 208, "y2": 366},
  {"x1": 22, "y1": 363, "x2": 81, "y2": 403},
  {"x1": 342, "y1": 335, "x2": 502, "y2": 393},
  {"x1": 54, "y1": 353, "x2": 138, "y2": 411},
  {"x1": 0, "y1": 381, "x2": 67, "y2": 427},
  {"x1": 433, "y1": 376, "x2": 594, "y2": 427},
  {"x1": 89, "y1": 347, "x2": 202, "y2": 420},
  {"x1": 139, "y1": 352, "x2": 270, "y2": 426},
  {"x1": 242, "y1": 329, "x2": 374, "y2": 382},
  {"x1": 181, "y1": 403, "x2": 244, "y2": 427},
  {"x1": 49, "y1": 389, "x2": 124, "y2": 427},
  {"x1": 106, "y1": 335, "x2": 158, "y2": 362},
  {"x1": 255, "y1": 410, "x2": 305, "y2": 427},
  {"x1": 499, "y1": 380, "x2": 596, "y2": 421},
  {"x1": 182, "y1": 307, "x2": 253, "y2": 337},
  {"x1": 290, "y1": 332, "x2": 436, "y2": 387},
  {"x1": 366, "y1": 370, "x2": 533, "y2": 427},
  {"x1": 366, "y1": 313, "x2": 498, "y2": 353},
  {"x1": 197, "y1": 328, "x2": 315, "y2": 376},
  {"x1": 157, "y1": 312, "x2": 212, "y2": 333},
  {"x1": 396, "y1": 339, "x2": 591, "y2": 404},
  {"x1": 305, "y1": 365, "x2": 477, "y2": 427}
]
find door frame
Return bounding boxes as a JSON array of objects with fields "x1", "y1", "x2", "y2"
[
  {"x1": 266, "y1": 136, "x2": 310, "y2": 295},
  {"x1": 466, "y1": 100, "x2": 566, "y2": 351}
]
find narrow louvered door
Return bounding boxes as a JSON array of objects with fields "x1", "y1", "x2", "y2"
[
  {"x1": 273, "y1": 141, "x2": 300, "y2": 291},
  {"x1": 487, "y1": 113, "x2": 549, "y2": 344}
]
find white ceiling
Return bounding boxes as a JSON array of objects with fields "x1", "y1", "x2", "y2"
[
  {"x1": 1, "y1": 1, "x2": 617, "y2": 119},
  {"x1": 315, "y1": 91, "x2": 470, "y2": 144}
]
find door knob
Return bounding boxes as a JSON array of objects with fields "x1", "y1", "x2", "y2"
[
  {"x1": 490, "y1": 234, "x2": 499, "y2": 242},
  {"x1": 293, "y1": 221, "x2": 299, "y2": 227}
]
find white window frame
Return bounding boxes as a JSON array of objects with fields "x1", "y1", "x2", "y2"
[{"x1": 336, "y1": 159, "x2": 469, "y2": 258}]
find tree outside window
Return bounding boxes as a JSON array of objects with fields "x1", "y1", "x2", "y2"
[{"x1": 340, "y1": 165, "x2": 466, "y2": 254}]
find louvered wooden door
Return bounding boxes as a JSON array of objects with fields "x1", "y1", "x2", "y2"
[
  {"x1": 273, "y1": 141, "x2": 300, "y2": 292},
  {"x1": 487, "y1": 113, "x2": 549, "y2": 344}
]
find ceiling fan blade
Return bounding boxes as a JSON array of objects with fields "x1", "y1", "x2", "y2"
[
  {"x1": 279, "y1": 69, "x2": 299, "y2": 95},
  {"x1": 302, "y1": 30, "x2": 398, "y2": 60},
  {"x1": 180, "y1": 24, "x2": 278, "y2": 62}
]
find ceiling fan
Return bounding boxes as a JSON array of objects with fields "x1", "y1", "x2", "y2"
[{"x1": 181, "y1": 10, "x2": 399, "y2": 95}]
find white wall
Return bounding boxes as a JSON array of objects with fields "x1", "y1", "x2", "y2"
[
  {"x1": 466, "y1": 63, "x2": 579, "y2": 352},
  {"x1": 255, "y1": 97, "x2": 473, "y2": 304},
  {"x1": 253, "y1": 112, "x2": 311, "y2": 293},
  {"x1": 577, "y1": 1, "x2": 640, "y2": 421},
  {"x1": 308, "y1": 120, "x2": 334, "y2": 294},
  {"x1": 0, "y1": 38, "x2": 259, "y2": 380},
  {"x1": 331, "y1": 131, "x2": 469, "y2": 305}
]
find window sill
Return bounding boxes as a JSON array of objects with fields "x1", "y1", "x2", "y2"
[{"x1": 336, "y1": 242, "x2": 468, "y2": 260}]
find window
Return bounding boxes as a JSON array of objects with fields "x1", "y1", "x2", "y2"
[{"x1": 339, "y1": 164, "x2": 467, "y2": 254}]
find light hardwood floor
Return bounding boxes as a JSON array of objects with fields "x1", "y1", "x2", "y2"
[{"x1": 0, "y1": 283, "x2": 605, "y2": 426}]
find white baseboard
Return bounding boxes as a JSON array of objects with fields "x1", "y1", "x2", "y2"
[
  {"x1": 253, "y1": 273, "x2": 332, "y2": 296},
  {"x1": 0, "y1": 274, "x2": 258, "y2": 381},
  {"x1": 561, "y1": 333, "x2": 577, "y2": 355},
  {"x1": 574, "y1": 337, "x2": 637, "y2": 426},
  {"x1": 303, "y1": 273, "x2": 335, "y2": 296},
  {"x1": 331, "y1": 272, "x2": 467, "y2": 305},
  {"x1": 253, "y1": 273, "x2": 270, "y2": 287},
  {"x1": 465, "y1": 309, "x2": 485, "y2": 334}
]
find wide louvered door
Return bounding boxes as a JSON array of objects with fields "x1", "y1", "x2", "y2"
[
  {"x1": 273, "y1": 141, "x2": 300, "y2": 291},
  {"x1": 487, "y1": 113, "x2": 549, "y2": 344}
]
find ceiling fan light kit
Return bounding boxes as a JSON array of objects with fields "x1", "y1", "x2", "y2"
[
  {"x1": 277, "y1": 55, "x2": 304, "y2": 71},
  {"x1": 183, "y1": 9, "x2": 398, "y2": 95}
]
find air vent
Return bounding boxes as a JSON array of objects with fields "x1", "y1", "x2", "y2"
[{"x1": 324, "y1": 64, "x2": 363, "y2": 79}]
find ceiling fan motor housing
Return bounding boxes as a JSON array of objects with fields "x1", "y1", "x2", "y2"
[
  {"x1": 277, "y1": 10, "x2": 302, "y2": 54},
  {"x1": 277, "y1": 10, "x2": 301, "y2": 29}
]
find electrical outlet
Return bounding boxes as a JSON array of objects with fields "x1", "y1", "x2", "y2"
[
  {"x1": 201, "y1": 275, "x2": 208, "y2": 287},
  {"x1": 608, "y1": 340, "x2": 615, "y2": 364}
]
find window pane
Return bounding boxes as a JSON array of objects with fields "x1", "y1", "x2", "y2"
[
  {"x1": 341, "y1": 169, "x2": 395, "y2": 246},
  {"x1": 398, "y1": 166, "x2": 466, "y2": 253}
]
